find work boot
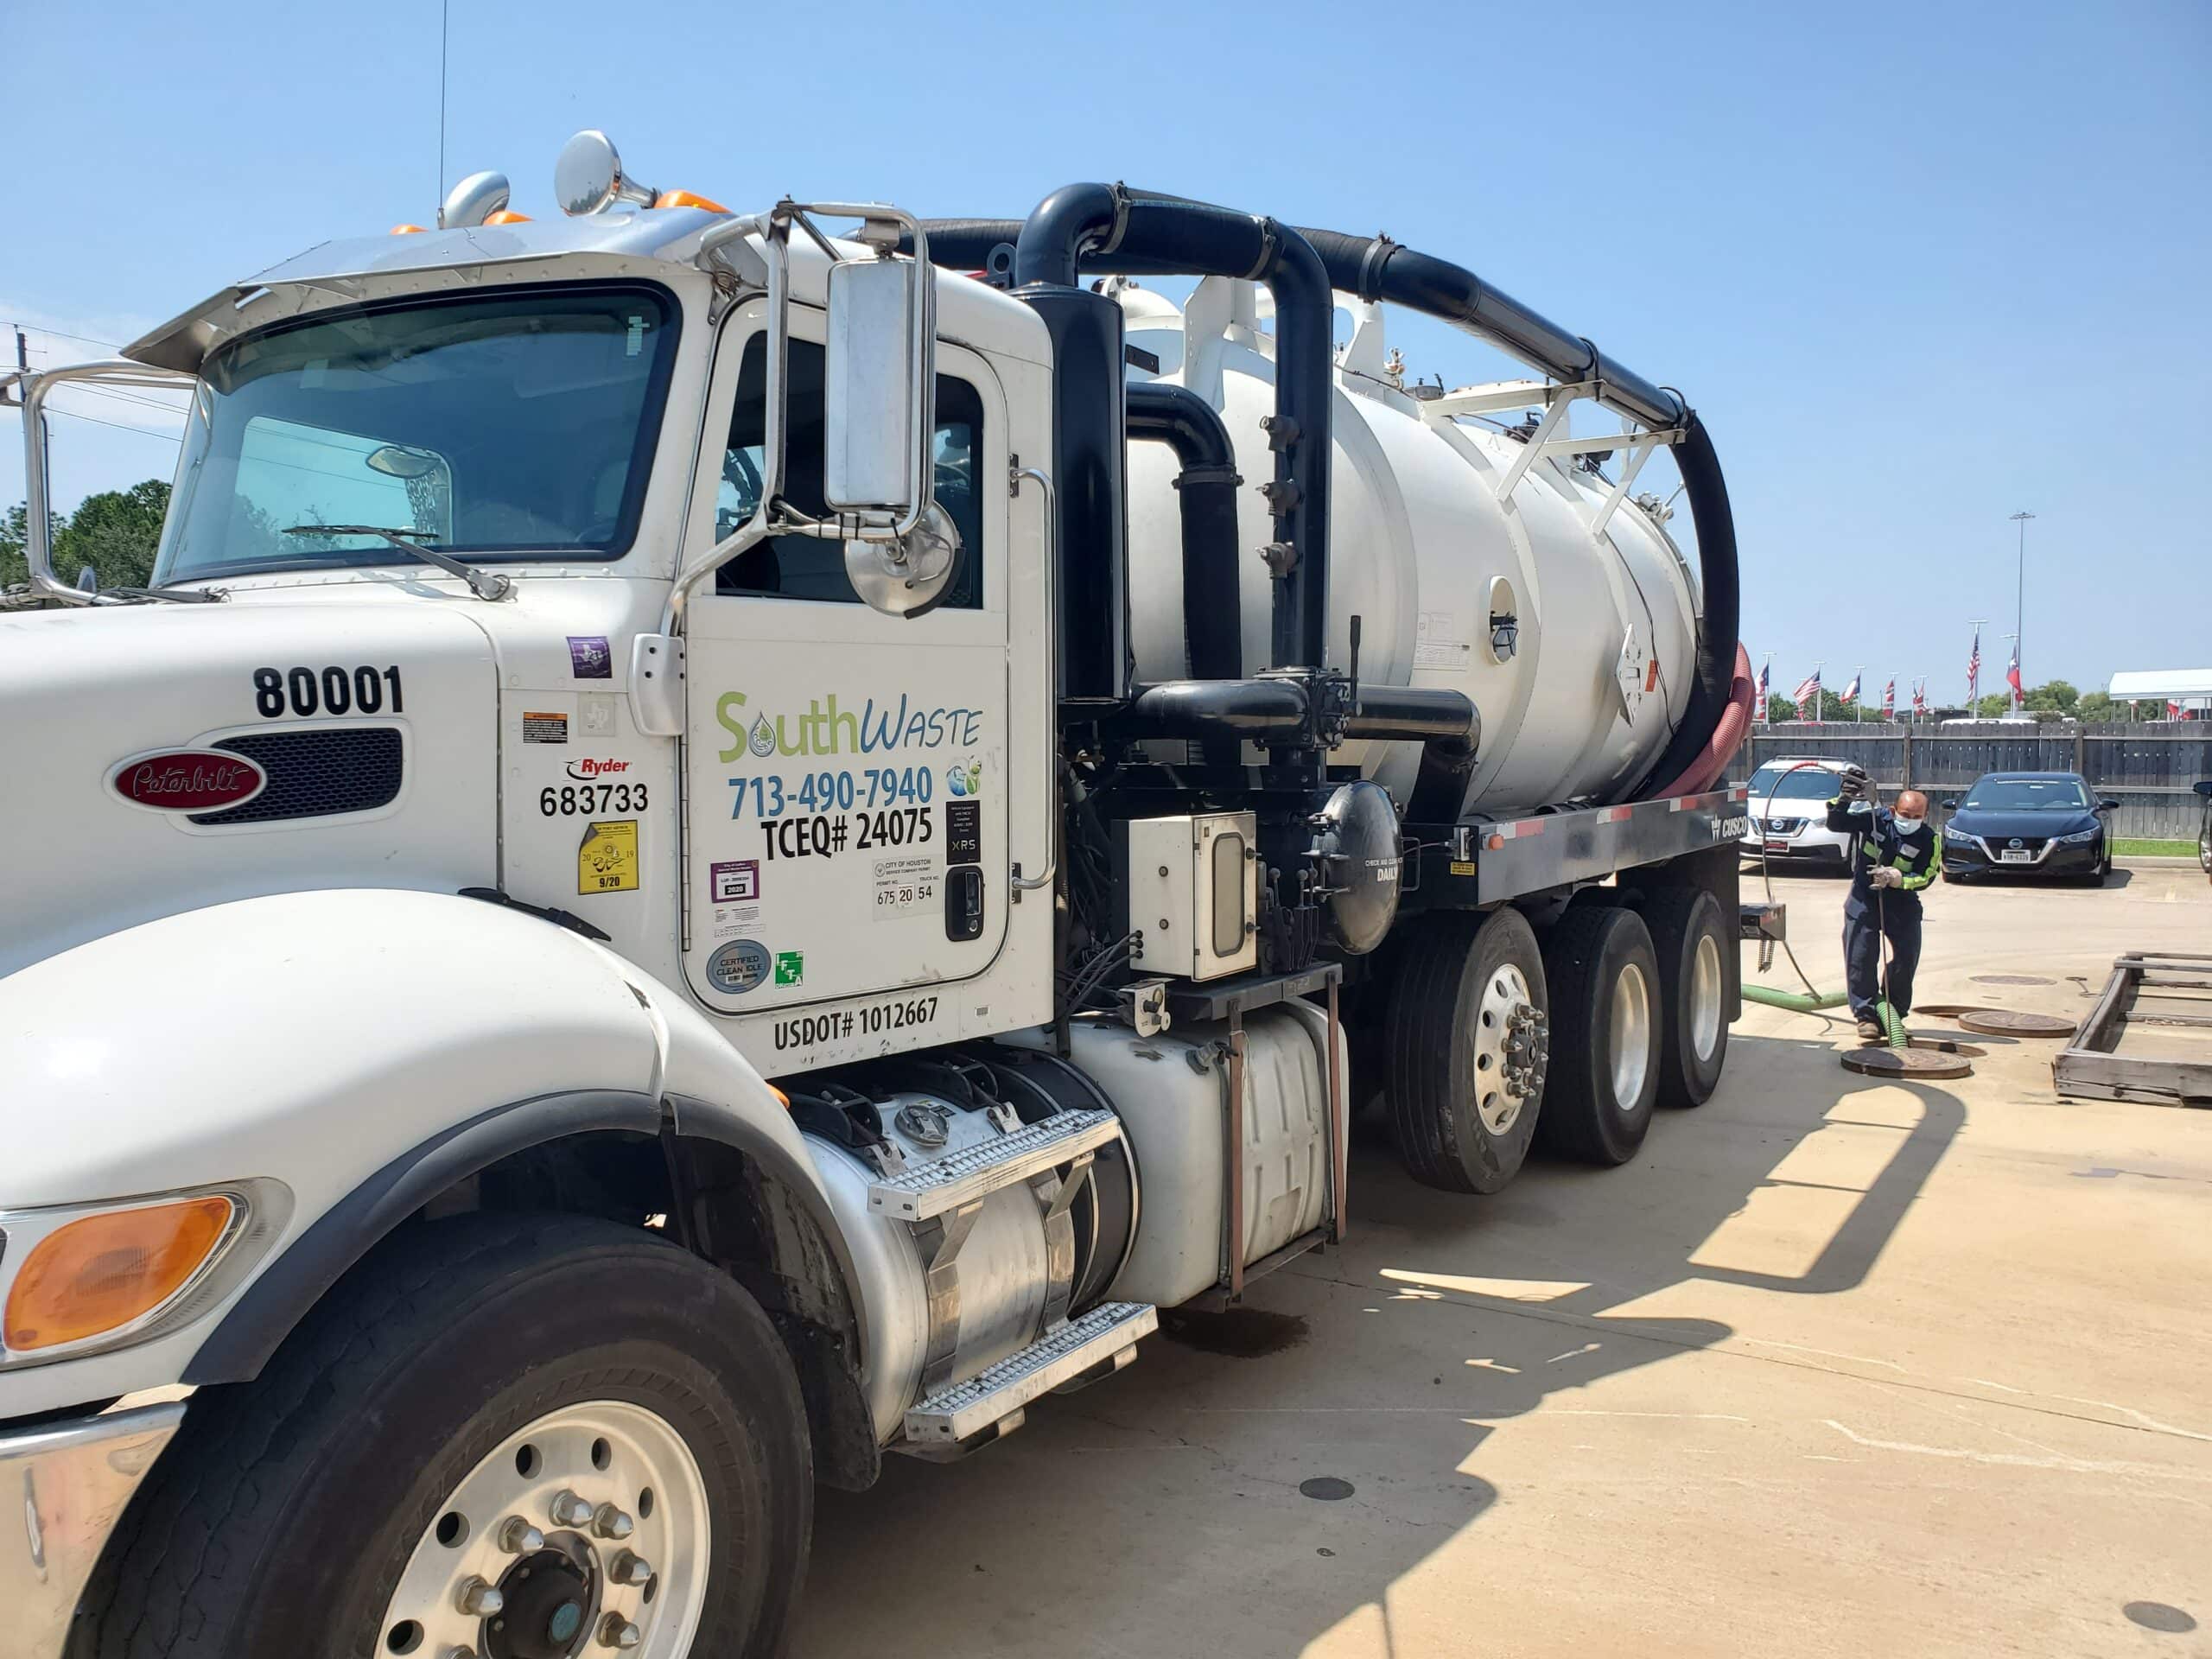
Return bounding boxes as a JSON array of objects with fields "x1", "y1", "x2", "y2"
[{"x1": 1855, "y1": 1019, "x2": 1883, "y2": 1042}]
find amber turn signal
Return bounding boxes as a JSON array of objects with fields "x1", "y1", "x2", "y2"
[
  {"x1": 4, "y1": 1195, "x2": 234, "y2": 1351},
  {"x1": 654, "y1": 188, "x2": 729, "y2": 213}
]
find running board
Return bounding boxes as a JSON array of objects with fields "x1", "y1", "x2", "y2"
[
  {"x1": 868, "y1": 1106, "x2": 1121, "y2": 1222},
  {"x1": 902, "y1": 1301, "x2": 1159, "y2": 1445}
]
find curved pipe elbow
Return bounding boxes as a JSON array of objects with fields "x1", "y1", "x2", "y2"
[{"x1": 1127, "y1": 678, "x2": 1309, "y2": 736}]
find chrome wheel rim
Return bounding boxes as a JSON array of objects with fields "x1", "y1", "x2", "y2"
[
  {"x1": 1472, "y1": 963, "x2": 1543, "y2": 1135},
  {"x1": 1610, "y1": 960, "x2": 1653, "y2": 1109},
  {"x1": 1688, "y1": 932, "x2": 1725, "y2": 1065},
  {"x1": 378, "y1": 1399, "x2": 710, "y2": 1659}
]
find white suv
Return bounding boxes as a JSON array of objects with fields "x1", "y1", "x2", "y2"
[{"x1": 1743, "y1": 758, "x2": 1857, "y2": 868}]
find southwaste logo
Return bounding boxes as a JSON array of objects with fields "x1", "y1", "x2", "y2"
[{"x1": 714, "y1": 690, "x2": 985, "y2": 763}]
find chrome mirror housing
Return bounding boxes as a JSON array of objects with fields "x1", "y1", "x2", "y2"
[
  {"x1": 844, "y1": 501, "x2": 963, "y2": 618},
  {"x1": 555, "y1": 130, "x2": 656, "y2": 216},
  {"x1": 438, "y1": 170, "x2": 511, "y2": 230}
]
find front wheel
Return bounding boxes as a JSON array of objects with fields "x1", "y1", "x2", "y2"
[{"x1": 78, "y1": 1215, "x2": 813, "y2": 1659}]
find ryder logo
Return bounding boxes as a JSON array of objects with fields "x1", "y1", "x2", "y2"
[
  {"x1": 565, "y1": 758, "x2": 632, "y2": 780},
  {"x1": 107, "y1": 748, "x2": 269, "y2": 813}
]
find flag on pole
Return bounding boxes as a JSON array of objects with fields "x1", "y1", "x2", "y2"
[
  {"x1": 1756, "y1": 659, "x2": 1770, "y2": 722},
  {"x1": 1967, "y1": 629, "x2": 1981, "y2": 707},
  {"x1": 1882, "y1": 677, "x2": 1896, "y2": 720},
  {"x1": 1912, "y1": 679, "x2": 1928, "y2": 717},
  {"x1": 1791, "y1": 671, "x2": 1821, "y2": 721},
  {"x1": 2171, "y1": 700, "x2": 2184, "y2": 721},
  {"x1": 1840, "y1": 671, "x2": 1862, "y2": 706},
  {"x1": 2007, "y1": 644, "x2": 2024, "y2": 707}
]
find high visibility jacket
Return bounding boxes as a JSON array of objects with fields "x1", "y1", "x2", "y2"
[{"x1": 1826, "y1": 798, "x2": 1941, "y2": 905}]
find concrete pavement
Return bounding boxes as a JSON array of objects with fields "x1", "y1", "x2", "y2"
[{"x1": 796, "y1": 864, "x2": 2212, "y2": 1658}]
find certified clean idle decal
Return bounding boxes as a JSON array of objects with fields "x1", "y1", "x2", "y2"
[
  {"x1": 577, "y1": 820, "x2": 639, "y2": 893},
  {"x1": 706, "y1": 938, "x2": 772, "y2": 995}
]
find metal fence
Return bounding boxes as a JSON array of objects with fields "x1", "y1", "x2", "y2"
[{"x1": 1729, "y1": 722, "x2": 2212, "y2": 841}]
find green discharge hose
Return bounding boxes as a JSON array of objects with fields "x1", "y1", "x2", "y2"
[{"x1": 1742, "y1": 983, "x2": 1909, "y2": 1048}]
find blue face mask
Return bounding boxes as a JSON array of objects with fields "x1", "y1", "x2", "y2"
[{"x1": 1892, "y1": 815, "x2": 1924, "y2": 836}]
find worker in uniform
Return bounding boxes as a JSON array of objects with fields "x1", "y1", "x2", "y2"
[{"x1": 1827, "y1": 774, "x2": 1941, "y2": 1040}]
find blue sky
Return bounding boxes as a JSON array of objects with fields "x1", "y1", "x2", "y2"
[{"x1": 4, "y1": 0, "x2": 2206, "y2": 699}]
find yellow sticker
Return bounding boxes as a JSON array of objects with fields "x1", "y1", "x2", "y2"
[
  {"x1": 1449, "y1": 860, "x2": 1478, "y2": 876},
  {"x1": 578, "y1": 820, "x2": 639, "y2": 894}
]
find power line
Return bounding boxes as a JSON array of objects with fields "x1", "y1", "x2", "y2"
[
  {"x1": 3, "y1": 321, "x2": 124, "y2": 352},
  {"x1": 29, "y1": 404, "x2": 183, "y2": 443}
]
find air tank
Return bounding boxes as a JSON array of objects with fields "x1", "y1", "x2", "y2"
[{"x1": 1116, "y1": 279, "x2": 1701, "y2": 818}]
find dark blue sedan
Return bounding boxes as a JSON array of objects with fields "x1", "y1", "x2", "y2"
[{"x1": 1940, "y1": 772, "x2": 2117, "y2": 884}]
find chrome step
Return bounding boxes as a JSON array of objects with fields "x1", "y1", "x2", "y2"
[
  {"x1": 903, "y1": 1301, "x2": 1159, "y2": 1444},
  {"x1": 868, "y1": 1106, "x2": 1121, "y2": 1222}
]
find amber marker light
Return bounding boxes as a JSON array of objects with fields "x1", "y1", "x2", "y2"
[
  {"x1": 655, "y1": 188, "x2": 729, "y2": 213},
  {"x1": 5, "y1": 1194, "x2": 234, "y2": 1351}
]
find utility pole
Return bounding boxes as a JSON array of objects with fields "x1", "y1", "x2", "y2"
[{"x1": 2009, "y1": 511, "x2": 2034, "y2": 711}]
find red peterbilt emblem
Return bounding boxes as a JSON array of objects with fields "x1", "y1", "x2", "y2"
[{"x1": 107, "y1": 748, "x2": 269, "y2": 812}]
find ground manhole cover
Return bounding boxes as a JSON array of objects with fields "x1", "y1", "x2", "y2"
[
  {"x1": 1972, "y1": 974, "x2": 2055, "y2": 986},
  {"x1": 1906, "y1": 1035, "x2": 1986, "y2": 1057},
  {"x1": 2122, "y1": 1601, "x2": 2196, "y2": 1634},
  {"x1": 1840, "y1": 1047, "x2": 1974, "y2": 1080},
  {"x1": 1956, "y1": 1009, "x2": 2075, "y2": 1039},
  {"x1": 1300, "y1": 1477, "x2": 1355, "y2": 1501}
]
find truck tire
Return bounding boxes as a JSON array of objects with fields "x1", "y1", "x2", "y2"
[
  {"x1": 76, "y1": 1213, "x2": 811, "y2": 1659},
  {"x1": 1536, "y1": 906, "x2": 1662, "y2": 1165},
  {"x1": 1382, "y1": 908, "x2": 1550, "y2": 1194},
  {"x1": 1643, "y1": 885, "x2": 1732, "y2": 1109}
]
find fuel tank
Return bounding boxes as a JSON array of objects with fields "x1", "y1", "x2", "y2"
[
  {"x1": 1117, "y1": 280, "x2": 1700, "y2": 817},
  {"x1": 0, "y1": 597, "x2": 498, "y2": 976}
]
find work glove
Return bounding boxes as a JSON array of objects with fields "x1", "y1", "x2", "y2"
[
  {"x1": 1837, "y1": 767, "x2": 1874, "y2": 804},
  {"x1": 1869, "y1": 865, "x2": 1904, "y2": 890}
]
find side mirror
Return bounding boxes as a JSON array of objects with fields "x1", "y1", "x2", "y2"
[
  {"x1": 2098, "y1": 798, "x2": 2120, "y2": 813},
  {"x1": 1938, "y1": 798, "x2": 1956, "y2": 816},
  {"x1": 2194, "y1": 779, "x2": 2212, "y2": 798},
  {"x1": 823, "y1": 251, "x2": 931, "y2": 518}
]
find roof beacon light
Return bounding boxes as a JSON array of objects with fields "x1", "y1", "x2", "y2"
[
  {"x1": 556, "y1": 130, "x2": 657, "y2": 217},
  {"x1": 439, "y1": 170, "x2": 512, "y2": 230}
]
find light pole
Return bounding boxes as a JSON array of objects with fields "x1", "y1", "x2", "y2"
[{"x1": 2009, "y1": 511, "x2": 2034, "y2": 710}]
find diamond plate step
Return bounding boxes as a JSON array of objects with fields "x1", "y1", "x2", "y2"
[
  {"x1": 868, "y1": 1106, "x2": 1121, "y2": 1222},
  {"x1": 904, "y1": 1301, "x2": 1159, "y2": 1444}
]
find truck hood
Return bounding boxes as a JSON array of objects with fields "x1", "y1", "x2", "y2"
[{"x1": 0, "y1": 598, "x2": 499, "y2": 977}]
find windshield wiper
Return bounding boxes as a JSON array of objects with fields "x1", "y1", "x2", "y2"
[
  {"x1": 98, "y1": 583, "x2": 227, "y2": 604},
  {"x1": 284, "y1": 524, "x2": 513, "y2": 602}
]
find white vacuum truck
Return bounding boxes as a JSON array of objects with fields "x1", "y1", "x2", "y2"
[{"x1": 0, "y1": 141, "x2": 1754, "y2": 1656}]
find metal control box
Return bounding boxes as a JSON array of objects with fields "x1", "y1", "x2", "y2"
[{"x1": 1122, "y1": 812, "x2": 1258, "y2": 982}]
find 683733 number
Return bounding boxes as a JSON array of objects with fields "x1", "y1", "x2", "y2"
[{"x1": 541, "y1": 783, "x2": 648, "y2": 817}]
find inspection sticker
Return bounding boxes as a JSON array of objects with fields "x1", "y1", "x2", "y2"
[
  {"x1": 872, "y1": 855, "x2": 938, "y2": 921},
  {"x1": 710, "y1": 859, "x2": 760, "y2": 903},
  {"x1": 524, "y1": 711, "x2": 569, "y2": 745},
  {"x1": 1414, "y1": 610, "x2": 1469, "y2": 669},
  {"x1": 577, "y1": 820, "x2": 639, "y2": 893}
]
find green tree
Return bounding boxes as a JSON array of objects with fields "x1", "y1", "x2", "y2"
[
  {"x1": 2024, "y1": 677, "x2": 2079, "y2": 715},
  {"x1": 2, "y1": 480, "x2": 170, "y2": 594}
]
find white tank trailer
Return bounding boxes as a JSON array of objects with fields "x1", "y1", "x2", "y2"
[{"x1": 1116, "y1": 279, "x2": 1701, "y2": 817}]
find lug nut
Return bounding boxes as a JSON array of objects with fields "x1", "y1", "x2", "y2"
[
  {"x1": 591, "y1": 1502, "x2": 634, "y2": 1541},
  {"x1": 548, "y1": 1490, "x2": 595, "y2": 1529},
  {"x1": 456, "y1": 1577, "x2": 505, "y2": 1617},
  {"x1": 608, "y1": 1548, "x2": 653, "y2": 1586},
  {"x1": 499, "y1": 1516, "x2": 546, "y2": 1554},
  {"x1": 599, "y1": 1614, "x2": 643, "y2": 1649}
]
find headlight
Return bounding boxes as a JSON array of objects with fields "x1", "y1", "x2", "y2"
[
  {"x1": 0, "y1": 1179, "x2": 289, "y2": 1369},
  {"x1": 2058, "y1": 827, "x2": 2101, "y2": 845}
]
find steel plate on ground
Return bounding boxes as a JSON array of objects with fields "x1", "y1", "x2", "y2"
[
  {"x1": 1956, "y1": 1009, "x2": 2076, "y2": 1039},
  {"x1": 1841, "y1": 1046, "x2": 1974, "y2": 1080}
]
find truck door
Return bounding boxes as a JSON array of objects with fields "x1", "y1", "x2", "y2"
[{"x1": 682, "y1": 302, "x2": 1011, "y2": 1016}]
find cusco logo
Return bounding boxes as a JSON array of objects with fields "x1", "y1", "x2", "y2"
[{"x1": 107, "y1": 748, "x2": 269, "y2": 813}]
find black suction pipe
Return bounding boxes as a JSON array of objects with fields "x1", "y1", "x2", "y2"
[
  {"x1": 907, "y1": 215, "x2": 1740, "y2": 798},
  {"x1": 1127, "y1": 678, "x2": 1308, "y2": 740},
  {"x1": 1124, "y1": 382, "x2": 1243, "y2": 684},
  {"x1": 1013, "y1": 186, "x2": 1335, "y2": 680}
]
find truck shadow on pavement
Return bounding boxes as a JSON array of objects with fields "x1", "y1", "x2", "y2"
[{"x1": 796, "y1": 1031, "x2": 1966, "y2": 1657}]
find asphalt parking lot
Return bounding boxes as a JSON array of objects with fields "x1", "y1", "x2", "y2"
[{"x1": 796, "y1": 861, "x2": 2212, "y2": 1658}]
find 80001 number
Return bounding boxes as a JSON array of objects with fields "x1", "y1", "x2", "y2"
[{"x1": 253, "y1": 664, "x2": 403, "y2": 719}]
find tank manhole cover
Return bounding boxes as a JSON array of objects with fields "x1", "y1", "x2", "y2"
[
  {"x1": 1840, "y1": 1047, "x2": 1974, "y2": 1080},
  {"x1": 1955, "y1": 1009, "x2": 2076, "y2": 1039},
  {"x1": 1971, "y1": 974, "x2": 2055, "y2": 986}
]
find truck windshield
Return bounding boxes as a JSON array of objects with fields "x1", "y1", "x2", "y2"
[{"x1": 154, "y1": 284, "x2": 677, "y2": 583}]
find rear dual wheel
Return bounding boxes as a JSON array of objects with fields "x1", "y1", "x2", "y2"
[{"x1": 1536, "y1": 906, "x2": 1662, "y2": 1166}]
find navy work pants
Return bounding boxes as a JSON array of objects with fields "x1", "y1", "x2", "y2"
[{"x1": 1843, "y1": 891, "x2": 1921, "y2": 1023}]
